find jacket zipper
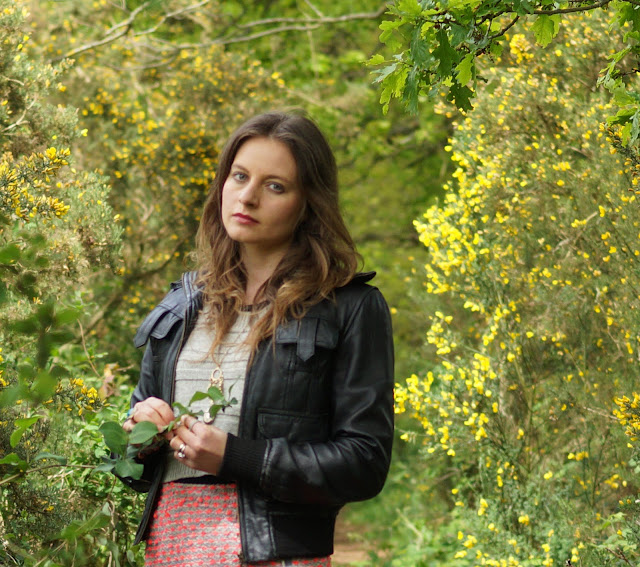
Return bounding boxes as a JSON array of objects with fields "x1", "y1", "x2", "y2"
[
  {"x1": 236, "y1": 328, "x2": 257, "y2": 561},
  {"x1": 169, "y1": 272, "x2": 194, "y2": 405}
]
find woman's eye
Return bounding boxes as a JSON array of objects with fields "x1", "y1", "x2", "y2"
[
  {"x1": 232, "y1": 171, "x2": 247, "y2": 182},
  {"x1": 268, "y1": 182, "x2": 284, "y2": 193}
]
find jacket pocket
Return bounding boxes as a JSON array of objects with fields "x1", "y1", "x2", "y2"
[
  {"x1": 257, "y1": 409, "x2": 329, "y2": 443},
  {"x1": 274, "y1": 316, "x2": 339, "y2": 374},
  {"x1": 134, "y1": 304, "x2": 183, "y2": 347}
]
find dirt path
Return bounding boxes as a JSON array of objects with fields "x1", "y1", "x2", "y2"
[{"x1": 331, "y1": 513, "x2": 370, "y2": 566}]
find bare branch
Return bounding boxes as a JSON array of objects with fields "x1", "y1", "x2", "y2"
[
  {"x1": 51, "y1": 2, "x2": 387, "y2": 63},
  {"x1": 236, "y1": 4, "x2": 387, "y2": 29},
  {"x1": 4, "y1": 100, "x2": 36, "y2": 132},
  {"x1": 52, "y1": 1, "x2": 153, "y2": 62},
  {"x1": 153, "y1": 4, "x2": 387, "y2": 51},
  {"x1": 303, "y1": 0, "x2": 325, "y2": 18},
  {"x1": 135, "y1": 0, "x2": 211, "y2": 37},
  {"x1": 489, "y1": 15, "x2": 519, "y2": 40},
  {"x1": 533, "y1": 0, "x2": 611, "y2": 15}
]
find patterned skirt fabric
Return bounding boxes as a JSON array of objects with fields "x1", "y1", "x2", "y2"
[{"x1": 145, "y1": 482, "x2": 332, "y2": 567}]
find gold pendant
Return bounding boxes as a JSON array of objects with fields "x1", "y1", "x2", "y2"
[{"x1": 209, "y1": 366, "x2": 224, "y2": 390}]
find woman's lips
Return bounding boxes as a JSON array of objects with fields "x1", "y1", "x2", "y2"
[{"x1": 233, "y1": 213, "x2": 258, "y2": 224}]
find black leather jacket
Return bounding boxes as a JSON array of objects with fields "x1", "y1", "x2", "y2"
[{"x1": 124, "y1": 271, "x2": 394, "y2": 562}]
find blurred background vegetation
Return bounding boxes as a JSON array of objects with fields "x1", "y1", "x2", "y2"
[{"x1": 3, "y1": 1, "x2": 640, "y2": 566}]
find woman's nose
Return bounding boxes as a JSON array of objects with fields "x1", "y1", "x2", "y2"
[{"x1": 239, "y1": 183, "x2": 259, "y2": 206}]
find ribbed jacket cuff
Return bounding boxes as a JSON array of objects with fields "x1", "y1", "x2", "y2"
[{"x1": 218, "y1": 433, "x2": 268, "y2": 485}]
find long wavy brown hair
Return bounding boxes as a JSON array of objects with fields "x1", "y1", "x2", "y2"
[{"x1": 194, "y1": 111, "x2": 361, "y2": 355}]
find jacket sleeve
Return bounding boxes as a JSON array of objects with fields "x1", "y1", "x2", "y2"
[
  {"x1": 115, "y1": 287, "x2": 184, "y2": 493},
  {"x1": 220, "y1": 287, "x2": 395, "y2": 506}
]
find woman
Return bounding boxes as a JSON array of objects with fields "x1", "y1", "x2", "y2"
[{"x1": 121, "y1": 111, "x2": 394, "y2": 566}]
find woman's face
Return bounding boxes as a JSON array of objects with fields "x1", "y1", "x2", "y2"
[{"x1": 221, "y1": 136, "x2": 304, "y2": 260}]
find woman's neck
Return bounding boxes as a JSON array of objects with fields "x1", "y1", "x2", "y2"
[{"x1": 241, "y1": 247, "x2": 285, "y2": 304}]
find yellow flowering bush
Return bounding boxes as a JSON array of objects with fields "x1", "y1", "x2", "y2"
[
  {"x1": 394, "y1": 12, "x2": 640, "y2": 566},
  {"x1": 0, "y1": 2, "x2": 125, "y2": 563}
]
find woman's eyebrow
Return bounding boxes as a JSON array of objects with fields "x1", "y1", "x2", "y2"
[{"x1": 231, "y1": 161, "x2": 294, "y2": 184}]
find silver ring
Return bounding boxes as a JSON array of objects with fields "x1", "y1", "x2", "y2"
[
  {"x1": 188, "y1": 419, "x2": 199, "y2": 432},
  {"x1": 177, "y1": 443, "x2": 187, "y2": 459}
]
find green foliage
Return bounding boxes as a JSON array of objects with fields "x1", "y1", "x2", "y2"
[
  {"x1": 99, "y1": 386, "x2": 235, "y2": 481},
  {"x1": 0, "y1": 2, "x2": 130, "y2": 564},
  {"x1": 371, "y1": 0, "x2": 640, "y2": 151}
]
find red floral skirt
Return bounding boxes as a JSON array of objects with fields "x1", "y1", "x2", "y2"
[{"x1": 145, "y1": 482, "x2": 332, "y2": 567}]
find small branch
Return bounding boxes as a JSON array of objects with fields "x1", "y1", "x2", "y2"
[
  {"x1": 208, "y1": 23, "x2": 322, "y2": 46},
  {"x1": 236, "y1": 5, "x2": 386, "y2": 29},
  {"x1": 4, "y1": 100, "x2": 36, "y2": 132},
  {"x1": 0, "y1": 463, "x2": 95, "y2": 487},
  {"x1": 533, "y1": 0, "x2": 611, "y2": 15},
  {"x1": 78, "y1": 321, "x2": 101, "y2": 379},
  {"x1": 135, "y1": 0, "x2": 211, "y2": 37},
  {"x1": 52, "y1": 1, "x2": 153, "y2": 62},
  {"x1": 52, "y1": 3, "x2": 386, "y2": 62},
  {"x1": 604, "y1": 547, "x2": 634, "y2": 566},
  {"x1": 489, "y1": 15, "x2": 519, "y2": 40},
  {"x1": 303, "y1": 0, "x2": 325, "y2": 18}
]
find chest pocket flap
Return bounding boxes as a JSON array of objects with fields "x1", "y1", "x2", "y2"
[
  {"x1": 133, "y1": 299, "x2": 184, "y2": 348},
  {"x1": 275, "y1": 317, "x2": 339, "y2": 362}
]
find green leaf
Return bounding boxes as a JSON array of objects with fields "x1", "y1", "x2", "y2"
[
  {"x1": 449, "y1": 82, "x2": 474, "y2": 112},
  {"x1": 128, "y1": 420, "x2": 160, "y2": 445},
  {"x1": 403, "y1": 69, "x2": 420, "y2": 114},
  {"x1": 410, "y1": 23, "x2": 430, "y2": 67},
  {"x1": 531, "y1": 15, "x2": 560, "y2": 47},
  {"x1": 34, "y1": 452, "x2": 67, "y2": 465},
  {"x1": 10, "y1": 415, "x2": 42, "y2": 448},
  {"x1": 607, "y1": 107, "x2": 636, "y2": 126},
  {"x1": 98, "y1": 421, "x2": 129, "y2": 455},
  {"x1": 398, "y1": 0, "x2": 422, "y2": 16},
  {"x1": 172, "y1": 401, "x2": 189, "y2": 417},
  {"x1": 512, "y1": 0, "x2": 534, "y2": 14},
  {"x1": 0, "y1": 452, "x2": 27, "y2": 469},
  {"x1": 449, "y1": 24, "x2": 469, "y2": 48},
  {"x1": 433, "y1": 29, "x2": 458, "y2": 77},
  {"x1": 456, "y1": 53, "x2": 474, "y2": 87},
  {"x1": 618, "y1": 1, "x2": 640, "y2": 33},
  {"x1": 94, "y1": 461, "x2": 116, "y2": 474},
  {"x1": 114, "y1": 458, "x2": 144, "y2": 480},
  {"x1": 367, "y1": 53, "x2": 385, "y2": 66},
  {"x1": 630, "y1": 109, "x2": 640, "y2": 145},
  {"x1": 189, "y1": 385, "x2": 226, "y2": 405},
  {"x1": 379, "y1": 19, "x2": 405, "y2": 51}
]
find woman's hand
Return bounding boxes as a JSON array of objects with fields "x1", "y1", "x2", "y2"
[
  {"x1": 123, "y1": 397, "x2": 175, "y2": 439},
  {"x1": 169, "y1": 414, "x2": 228, "y2": 475}
]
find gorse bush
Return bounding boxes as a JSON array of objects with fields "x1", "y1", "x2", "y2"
[
  {"x1": 0, "y1": 2, "x2": 131, "y2": 564},
  {"x1": 394, "y1": 12, "x2": 640, "y2": 566}
]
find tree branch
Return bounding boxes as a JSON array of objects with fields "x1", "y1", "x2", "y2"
[
  {"x1": 235, "y1": 4, "x2": 387, "y2": 29},
  {"x1": 135, "y1": 0, "x2": 211, "y2": 37},
  {"x1": 0, "y1": 463, "x2": 95, "y2": 487},
  {"x1": 52, "y1": 3, "x2": 387, "y2": 63},
  {"x1": 489, "y1": 15, "x2": 519, "y2": 40},
  {"x1": 533, "y1": 0, "x2": 611, "y2": 15},
  {"x1": 52, "y1": 0, "x2": 153, "y2": 62}
]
